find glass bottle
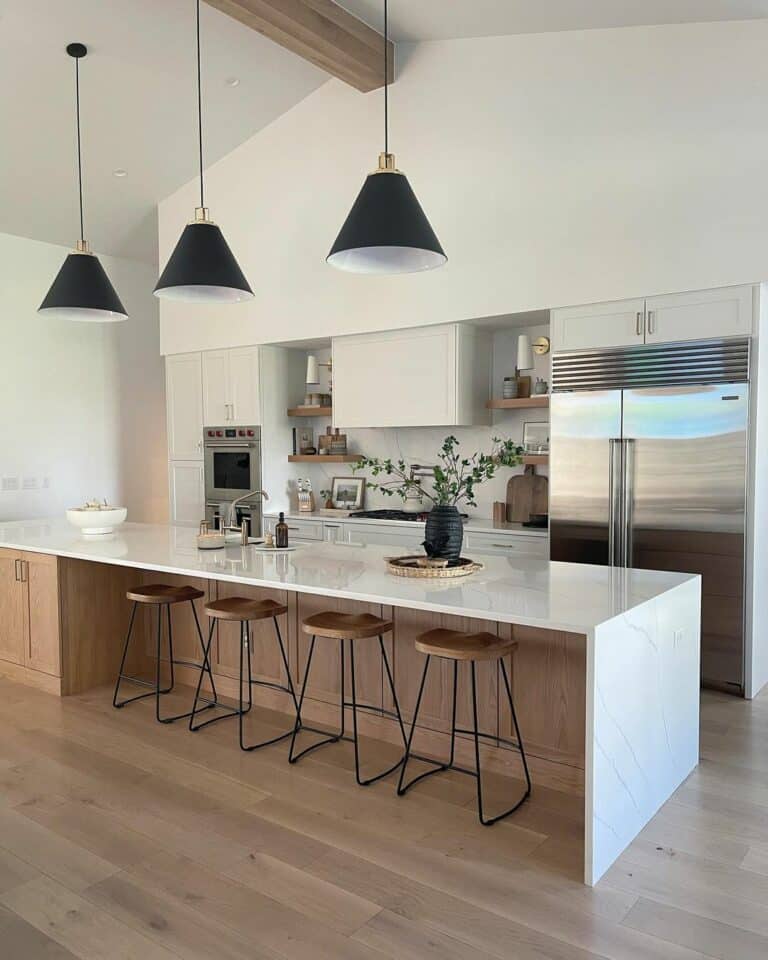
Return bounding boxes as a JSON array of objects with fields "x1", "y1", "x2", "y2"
[{"x1": 275, "y1": 512, "x2": 289, "y2": 548}]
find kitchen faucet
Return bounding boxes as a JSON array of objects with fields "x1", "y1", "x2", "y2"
[{"x1": 225, "y1": 489, "x2": 269, "y2": 545}]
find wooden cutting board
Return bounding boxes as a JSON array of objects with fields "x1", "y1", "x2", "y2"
[{"x1": 506, "y1": 466, "x2": 548, "y2": 523}]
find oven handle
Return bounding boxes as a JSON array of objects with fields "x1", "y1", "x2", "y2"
[{"x1": 204, "y1": 443, "x2": 257, "y2": 451}]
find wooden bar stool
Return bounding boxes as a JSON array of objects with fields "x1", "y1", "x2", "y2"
[
  {"x1": 190, "y1": 597, "x2": 299, "y2": 751},
  {"x1": 397, "y1": 628, "x2": 531, "y2": 825},
  {"x1": 289, "y1": 611, "x2": 407, "y2": 786},
  {"x1": 112, "y1": 583, "x2": 218, "y2": 724}
]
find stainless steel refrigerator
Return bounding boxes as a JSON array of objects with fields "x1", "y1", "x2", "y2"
[{"x1": 550, "y1": 338, "x2": 750, "y2": 694}]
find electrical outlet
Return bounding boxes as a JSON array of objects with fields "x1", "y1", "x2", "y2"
[
  {"x1": 1, "y1": 476, "x2": 19, "y2": 492},
  {"x1": 22, "y1": 476, "x2": 38, "y2": 491}
]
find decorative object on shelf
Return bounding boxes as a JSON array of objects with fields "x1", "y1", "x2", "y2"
[
  {"x1": 354, "y1": 436, "x2": 523, "y2": 559},
  {"x1": 319, "y1": 426, "x2": 348, "y2": 457},
  {"x1": 303, "y1": 392, "x2": 331, "y2": 408},
  {"x1": 533, "y1": 377, "x2": 549, "y2": 395},
  {"x1": 327, "y1": 0, "x2": 446, "y2": 275},
  {"x1": 306, "y1": 356, "x2": 332, "y2": 394},
  {"x1": 39, "y1": 44, "x2": 127, "y2": 323},
  {"x1": 154, "y1": 0, "x2": 253, "y2": 303},
  {"x1": 516, "y1": 334, "x2": 534, "y2": 398},
  {"x1": 331, "y1": 476, "x2": 365, "y2": 510},
  {"x1": 493, "y1": 501, "x2": 507, "y2": 524},
  {"x1": 298, "y1": 426, "x2": 315, "y2": 455},
  {"x1": 502, "y1": 377, "x2": 519, "y2": 400},
  {"x1": 532, "y1": 336, "x2": 551, "y2": 355},
  {"x1": 523, "y1": 421, "x2": 549, "y2": 454},
  {"x1": 66, "y1": 499, "x2": 127, "y2": 536},
  {"x1": 320, "y1": 489, "x2": 333, "y2": 509},
  {"x1": 386, "y1": 556, "x2": 483, "y2": 579},
  {"x1": 296, "y1": 478, "x2": 316, "y2": 513}
]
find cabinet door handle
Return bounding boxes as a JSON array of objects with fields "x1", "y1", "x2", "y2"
[
  {"x1": 14, "y1": 558, "x2": 21, "y2": 581},
  {"x1": 492, "y1": 543, "x2": 517, "y2": 549},
  {"x1": 647, "y1": 309, "x2": 656, "y2": 334},
  {"x1": 18, "y1": 559, "x2": 28, "y2": 582},
  {"x1": 636, "y1": 311, "x2": 644, "y2": 336}
]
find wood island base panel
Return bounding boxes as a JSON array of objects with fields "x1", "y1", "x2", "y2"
[{"x1": 0, "y1": 520, "x2": 702, "y2": 885}]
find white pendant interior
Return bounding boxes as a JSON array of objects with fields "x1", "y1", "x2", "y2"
[
  {"x1": 37, "y1": 306, "x2": 127, "y2": 322},
  {"x1": 153, "y1": 284, "x2": 255, "y2": 303},
  {"x1": 327, "y1": 245, "x2": 447, "y2": 275}
]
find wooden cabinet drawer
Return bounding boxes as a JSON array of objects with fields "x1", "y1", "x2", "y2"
[{"x1": 464, "y1": 532, "x2": 548, "y2": 558}]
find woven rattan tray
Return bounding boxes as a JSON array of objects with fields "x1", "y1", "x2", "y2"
[{"x1": 386, "y1": 556, "x2": 483, "y2": 579}]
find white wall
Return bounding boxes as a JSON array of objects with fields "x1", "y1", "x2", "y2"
[
  {"x1": 0, "y1": 232, "x2": 167, "y2": 522},
  {"x1": 160, "y1": 20, "x2": 768, "y2": 354}
]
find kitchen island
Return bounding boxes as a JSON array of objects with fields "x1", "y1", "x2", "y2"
[{"x1": 0, "y1": 519, "x2": 700, "y2": 885}]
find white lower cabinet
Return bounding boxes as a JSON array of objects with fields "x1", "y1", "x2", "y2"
[
  {"x1": 263, "y1": 517, "x2": 323, "y2": 541},
  {"x1": 463, "y1": 531, "x2": 548, "y2": 558},
  {"x1": 169, "y1": 461, "x2": 204, "y2": 526},
  {"x1": 342, "y1": 523, "x2": 424, "y2": 550}
]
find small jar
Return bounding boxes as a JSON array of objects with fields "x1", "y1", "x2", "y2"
[{"x1": 503, "y1": 377, "x2": 518, "y2": 399}]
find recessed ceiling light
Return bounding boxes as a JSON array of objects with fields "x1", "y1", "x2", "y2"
[
  {"x1": 113, "y1": 168, "x2": 127, "y2": 178},
  {"x1": 225, "y1": 77, "x2": 240, "y2": 87}
]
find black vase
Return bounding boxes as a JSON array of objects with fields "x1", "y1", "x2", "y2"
[{"x1": 424, "y1": 505, "x2": 463, "y2": 560}]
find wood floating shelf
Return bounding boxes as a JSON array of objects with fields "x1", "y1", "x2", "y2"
[
  {"x1": 486, "y1": 396, "x2": 550, "y2": 410},
  {"x1": 523, "y1": 455, "x2": 549, "y2": 466},
  {"x1": 287, "y1": 406, "x2": 333, "y2": 417},
  {"x1": 288, "y1": 454, "x2": 362, "y2": 463}
]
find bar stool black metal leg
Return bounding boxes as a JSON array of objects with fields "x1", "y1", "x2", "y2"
[
  {"x1": 113, "y1": 602, "x2": 138, "y2": 709},
  {"x1": 274, "y1": 616, "x2": 300, "y2": 715},
  {"x1": 349, "y1": 638, "x2": 406, "y2": 786},
  {"x1": 189, "y1": 618, "x2": 217, "y2": 730},
  {"x1": 190, "y1": 600, "x2": 218, "y2": 704},
  {"x1": 380, "y1": 637, "x2": 408, "y2": 748},
  {"x1": 471, "y1": 659, "x2": 531, "y2": 826},
  {"x1": 239, "y1": 617, "x2": 300, "y2": 752},
  {"x1": 501, "y1": 657, "x2": 532, "y2": 799},
  {"x1": 289, "y1": 635, "x2": 345, "y2": 764}
]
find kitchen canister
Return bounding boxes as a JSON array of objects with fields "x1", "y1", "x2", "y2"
[{"x1": 503, "y1": 376, "x2": 518, "y2": 399}]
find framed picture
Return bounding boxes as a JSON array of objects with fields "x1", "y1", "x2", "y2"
[
  {"x1": 331, "y1": 476, "x2": 365, "y2": 510},
  {"x1": 522, "y1": 421, "x2": 549, "y2": 454}
]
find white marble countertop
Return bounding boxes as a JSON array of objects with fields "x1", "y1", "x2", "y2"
[
  {"x1": 264, "y1": 511, "x2": 548, "y2": 537},
  {"x1": 0, "y1": 520, "x2": 697, "y2": 635}
]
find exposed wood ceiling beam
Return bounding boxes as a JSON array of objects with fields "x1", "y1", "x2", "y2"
[{"x1": 204, "y1": 0, "x2": 394, "y2": 93}]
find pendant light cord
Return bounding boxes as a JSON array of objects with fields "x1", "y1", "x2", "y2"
[
  {"x1": 383, "y1": 0, "x2": 389, "y2": 155},
  {"x1": 74, "y1": 56, "x2": 84, "y2": 242},
  {"x1": 196, "y1": 0, "x2": 205, "y2": 208}
]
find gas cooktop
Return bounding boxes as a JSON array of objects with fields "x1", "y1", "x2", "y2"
[
  {"x1": 350, "y1": 510, "x2": 468, "y2": 522},
  {"x1": 350, "y1": 509, "x2": 428, "y2": 522}
]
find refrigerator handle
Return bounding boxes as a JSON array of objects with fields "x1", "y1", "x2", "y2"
[
  {"x1": 622, "y1": 439, "x2": 635, "y2": 568},
  {"x1": 608, "y1": 439, "x2": 622, "y2": 566}
]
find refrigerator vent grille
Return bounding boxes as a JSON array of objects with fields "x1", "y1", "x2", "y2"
[{"x1": 552, "y1": 338, "x2": 750, "y2": 392}]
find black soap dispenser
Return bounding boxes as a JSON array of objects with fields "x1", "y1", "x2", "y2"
[{"x1": 275, "y1": 512, "x2": 289, "y2": 548}]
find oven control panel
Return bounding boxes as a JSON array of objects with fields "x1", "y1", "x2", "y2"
[{"x1": 204, "y1": 426, "x2": 260, "y2": 440}]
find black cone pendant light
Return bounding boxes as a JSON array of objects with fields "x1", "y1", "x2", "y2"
[
  {"x1": 327, "y1": 0, "x2": 446, "y2": 274},
  {"x1": 39, "y1": 43, "x2": 127, "y2": 322},
  {"x1": 155, "y1": 0, "x2": 253, "y2": 302}
]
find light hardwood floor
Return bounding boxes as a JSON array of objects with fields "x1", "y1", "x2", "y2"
[{"x1": 0, "y1": 676, "x2": 766, "y2": 959}]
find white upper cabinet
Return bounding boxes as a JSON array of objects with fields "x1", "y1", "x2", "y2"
[
  {"x1": 202, "y1": 346, "x2": 260, "y2": 426},
  {"x1": 644, "y1": 286, "x2": 753, "y2": 345},
  {"x1": 552, "y1": 285, "x2": 753, "y2": 353},
  {"x1": 166, "y1": 353, "x2": 203, "y2": 461},
  {"x1": 551, "y1": 299, "x2": 645, "y2": 352},
  {"x1": 332, "y1": 324, "x2": 490, "y2": 428},
  {"x1": 202, "y1": 350, "x2": 229, "y2": 425}
]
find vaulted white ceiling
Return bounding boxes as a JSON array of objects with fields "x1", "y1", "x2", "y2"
[
  {"x1": 338, "y1": 0, "x2": 768, "y2": 41},
  {"x1": 3, "y1": 1, "x2": 768, "y2": 265},
  {"x1": 0, "y1": 0, "x2": 326, "y2": 264}
]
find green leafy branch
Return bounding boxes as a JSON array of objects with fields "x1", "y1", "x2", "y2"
[{"x1": 352, "y1": 436, "x2": 523, "y2": 508}]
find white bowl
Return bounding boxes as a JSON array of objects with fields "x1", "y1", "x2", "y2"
[{"x1": 66, "y1": 506, "x2": 127, "y2": 536}]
